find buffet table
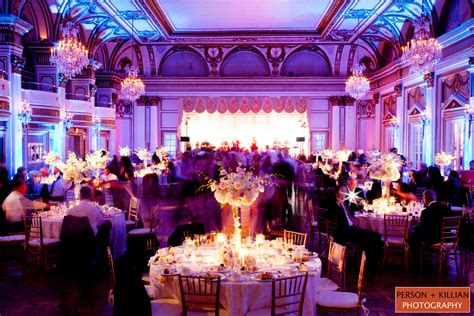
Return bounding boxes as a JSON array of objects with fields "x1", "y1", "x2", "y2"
[
  {"x1": 149, "y1": 238, "x2": 321, "y2": 315},
  {"x1": 39, "y1": 205, "x2": 127, "y2": 258}
]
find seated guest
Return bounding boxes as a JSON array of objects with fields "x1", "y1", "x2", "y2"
[
  {"x1": 49, "y1": 167, "x2": 68, "y2": 202},
  {"x1": 2, "y1": 178, "x2": 48, "y2": 232},
  {"x1": 460, "y1": 160, "x2": 474, "y2": 188},
  {"x1": 67, "y1": 186, "x2": 103, "y2": 236},
  {"x1": 409, "y1": 190, "x2": 451, "y2": 266},
  {"x1": 345, "y1": 177, "x2": 365, "y2": 216},
  {"x1": 100, "y1": 166, "x2": 118, "y2": 183},
  {"x1": 333, "y1": 185, "x2": 383, "y2": 270}
]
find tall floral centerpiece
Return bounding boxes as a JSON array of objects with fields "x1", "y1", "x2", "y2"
[
  {"x1": 368, "y1": 152, "x2": 402, "y2": 199},
  {"x1": 209, "y1": 167, "x2": 264, "y2": 246},
  {"x1": 135, "y1": 147, "x2": 152, "y2": 168},
  {"x1": 154, "y1": 147, "x2": 169, "y2": 171},
  {"x1": 334, "y1": 149, "x2": 352, "y2": 168},
  {"x1": 43, "y1": 152, "x2": 61, "y2": 166},
  {"x1": 86, "y1": 150, "x2": 110, "y2": 178},
  {"x1": 119, "y1": 146, "x2": 131, "y2": 157},
  {"x1": 435, "y1": 152, "x2": 454, "y2": 177},
  {"x1": 321, "y1": 149, "x2": 334, "y2": 163},
  {"x1": 57, "y1": 152, "x2": 90, "y2": 200}
]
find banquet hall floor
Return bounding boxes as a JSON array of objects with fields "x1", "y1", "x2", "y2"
[{"x1": 0, "y1": 193, "x2": 473, "y2": 316}]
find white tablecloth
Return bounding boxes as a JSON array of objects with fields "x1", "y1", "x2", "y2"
[
  {"x1": 150, "y1": 259, "x2": 322, "y2": 315},
  {"x1": 41, "y1": 213, "x2": 127, "y2": 258},
  {"x1": 355, "y1": 214, "x2": 385, "y2": 235}
]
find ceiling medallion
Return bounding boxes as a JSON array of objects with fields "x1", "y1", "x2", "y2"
[{"x1": 402, "y1": 14, "x2": 442, "y2": 74}]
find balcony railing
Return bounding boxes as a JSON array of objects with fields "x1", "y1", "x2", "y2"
[{"x1": 22, "y1": 81, "x2": 57, "y2": 93}]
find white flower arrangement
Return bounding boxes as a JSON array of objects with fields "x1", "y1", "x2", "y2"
[
  {"x1": 209, "y1": 167, "x2": 265, "y2": 207},
  {"x1": 57, "y1": 152, "x2": 89, "y2": 183},
  {"x1": 368, "y1": 152, "x2": 402, "y2": 182},
  {"x1": 135, "y1": 147, "x2": 152, "y2": 162},
  {"x1": 154, "y1": 147, "x2": 168, "y2": 161},
  {"x1": 321, "y1": 149, "x2": 334, "y2": 161},
  {"x1": 334, "y1": 149, "x2": 352, "y2": 162},
  {"x1": 43, "y1": 152, "x2": 61, "y2": 166},
  {"x1": 86, "y1": 150, "x2": 110, "y2": 170},
  {"x1": 435, "y1": 152, "x2": 454, "y2": 166},
  {"x1": 119, "y1": 146, "x2": 131, "y2": 157}
]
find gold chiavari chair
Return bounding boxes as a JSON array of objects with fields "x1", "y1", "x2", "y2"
[
  {"x1": 284, "y1": 229, "x2": 307, "y2": 247},
  {"x1": 317, "y1": 252, "x2": 368, "y2": 316},
  {"x1": 383, "y1": 214, "x2": 409, "y2": 270}
]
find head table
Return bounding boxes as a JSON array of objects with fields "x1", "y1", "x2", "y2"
[
  {"x1": 37, "y1": 204, "x2": 127, "y2": 259},
  {"x1": 149, "y1": 237, "x2": 321, "y2": 315}
]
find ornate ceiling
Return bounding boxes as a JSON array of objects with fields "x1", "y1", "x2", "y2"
[{"x1": 6, "y1": 0, "x2": 471, "y2": 77}]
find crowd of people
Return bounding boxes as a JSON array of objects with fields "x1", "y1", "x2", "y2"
[{"x1": 1, "y1": 145, "x2": 473, "y2": 271}]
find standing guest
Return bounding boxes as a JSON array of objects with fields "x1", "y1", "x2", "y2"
[
  {"x1": 49, "y1": 167, "x2": 68, "y2": 202},
  {"x1": 333, "y1": 185, "x2": 383, "y2": 270},
  {"x1": 2, "y1": 178, "x2": 48, "y2": 232},
  {"x1": 100, "y1": 166, "x2": 118, "y2": 183},
  {"x1": 67, "y1": 186, "x2": 103, "y2": 236},
  {"x1": 409, "y1": 190, "x2": 451, "y2": 267},
  {"x1": 108, "y1": 155, "x2": 121, "y2": 176},
  {"x1": 11, "y1": 166, "x2": 27, "y2": 183}
]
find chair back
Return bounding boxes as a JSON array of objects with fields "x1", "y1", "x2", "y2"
[
  {"x1": 107, "y1": 246, "x2": 116, "y2": 288},
  {"x1": 440, "y1": 216, "x2": 462, "y2": 248},
  {"x1": 357, "y1": 252, "x2": 367, "y2": 302},
  {"x1": 23, "y1": 215, "x2": 43, "y2": 244},
  {"x1": 383, "y1": 214, "x2": 409, "y2": 242},
  {"x1": 66, "y1": 190, "x2": 75, "y2": 204},
  {"x1": 315, "y1": 207, "x2": 327, "y2": 231},
  {"x1": 128, "y1": 197, "x2": 139, "y2": 222},
  {"x1": 271, "y1": 273, "x2": 308, "y2": 316},
  {"x1": 306, "y1": 199, "x2": 315, "y2": 225},
  {"x1": 327, "y1": 240, "x2": 346, "y2": 289},
  {"x1": 284, "y1": 230, "x2": 307, "y2": 246},
  {"x1": 179, "y1": 275, "x2": 221, "y2": 316},
  {"x1": 104, "y1": 189, "x2": 114, "y2": 206},
  {"x1": 325, "y1": 217, "x2": 338, "y2": 240}
]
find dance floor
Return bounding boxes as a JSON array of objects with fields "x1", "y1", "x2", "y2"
[{"x1": 1, "y1": 194, "x2": 473, "y2": 316}]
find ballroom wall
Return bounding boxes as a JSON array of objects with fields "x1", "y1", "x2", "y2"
[{"x1": 0, "y1": 1, "x2": 472, "y2": 175}]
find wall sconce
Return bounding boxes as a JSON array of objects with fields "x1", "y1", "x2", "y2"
[
  {"x1": 18, "y1": 101, "x2": 31, "y2": 127},
  {"x1": 92, "y1": 116, "x2": 101, "y2": 135},
  {"x1": 63, "y1": 111, "x2": 74, "y2": 130},
  {"x1": 419, "y1": 111, "x2": 430, "y2": 139},
  {"x1": 465, "y1": 98, "x2": 474, "y2": 139}
]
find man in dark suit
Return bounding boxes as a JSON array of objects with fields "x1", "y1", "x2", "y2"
[
  {"x1": 346, "y1": 177, "x2": 365, "y2": 216},
  {"x1": 409, "y1": 190, "x2": 451, "y2": 266},
  {"x1": 332, "y1": 185, "x2": 383, "y2": 271}
]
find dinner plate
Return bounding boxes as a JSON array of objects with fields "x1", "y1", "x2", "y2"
[
  {"x1": 250, "y1": 272, "x2": 280, "y2": 282},
  {"x1": 196, "y1": 272, "x2": 227, "y2": 280}
]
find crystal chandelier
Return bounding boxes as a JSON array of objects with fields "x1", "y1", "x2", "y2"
[
  {"x1": 18, "y1": 101, "x2": 31, "y2": 126},
  {"x1": 402, "y1": 14, "x2": 442, "y2": 74},
  {"x1": 345, "y1": 63, "x2": 370, "y2": 100},
  {"x1": 63, "y1": 111, "x2": 74, "y2": 130},
  {"x1": 121, "y1": 65, "x2": 145, "y2": 101},
  {"x1": 121, "y1": 17, "x2": 145, "y2": 102},
  {"x1": 50, "y1": 21, "x2": 89, "y2": 80}
]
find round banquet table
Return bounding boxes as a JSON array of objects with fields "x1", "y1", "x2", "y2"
[
  {"x1": 354, "y1": 212, "x2": 419, "y2": 236},
  {"x1": 41, "y1": 213, "x2": 127, "y2": 259},
  {"x1": 149, "y1": 247, "x2": 322, "y2": 316}
]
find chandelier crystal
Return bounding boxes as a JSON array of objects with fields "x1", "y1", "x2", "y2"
[
  {"x1": 401, "y1": 14, "x2": 442, "y2": 74},
  {"x1": 50, "y1": 21, "x2": 89, "y2": 80},
  {"x1": 345, "y1": 63, "x2": 370, "y2": 100},
  {"x1": 121, "y1": 66, "x2": 145, "y2": 101}
]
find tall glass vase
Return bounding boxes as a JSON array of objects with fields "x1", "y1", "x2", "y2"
[
  {"x1": 74, "y1": 182, "x2": 81, "y2": 201},
  {"x1": 231, "y1": 206, "x2": 242, "y2": 248}
]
